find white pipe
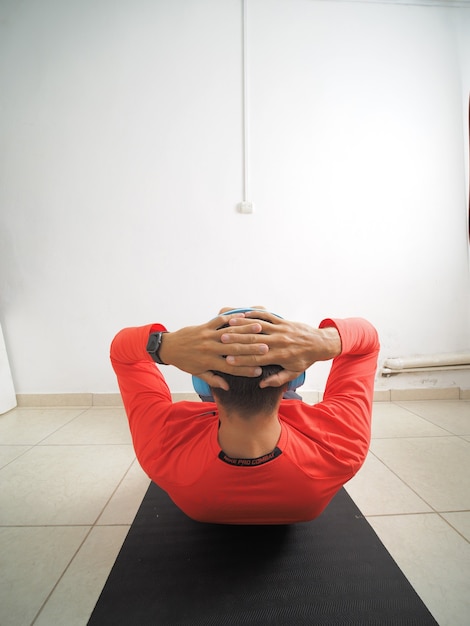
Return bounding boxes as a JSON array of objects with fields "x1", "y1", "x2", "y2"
[
  {"x1": 381, "y1": 352, "x2": 470, "y2": 376},
  {"x1": 382, "y1": 364, "x2": 470, "y2": 376},
  {"x1": 383, "y1": 352, "x2": 470, "y2": 371}
]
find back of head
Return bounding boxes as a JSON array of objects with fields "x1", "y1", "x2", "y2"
[{"x1": 211, "y1": 365, "x2": 284, "y2": 417}]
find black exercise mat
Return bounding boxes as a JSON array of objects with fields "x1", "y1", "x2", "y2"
[{"x1": 88, "y1": 483, "x2": 438, "y2": 625}]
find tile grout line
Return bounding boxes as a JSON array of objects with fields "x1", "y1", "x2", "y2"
[
  {"x1": 367, "y1": 448, "x2": 454, "y2": 516},
  {"x1": 368, "y1": 435, "x2": 470, "y2": 542},
  {"x1": 29, "y1": 525, "x2": 95, "y2": 626},
  {"x1": 390, "y1": 401, "x2": 470, "y2": 437},
  {"x1": 0, "y1": 445, "x2": 35, "y2": 471},
  {"x1": 92, "y1": 458, "x2": 139, "y2": 527},
  {"x1": 435, "y1": 513, "x2": 470, "y2": 545},
  {"x1": 28, "y1": 457, "x2": 138, "y2": 625},
  {"x1": 363, "y1": 510, "x2": 470, "y2": 545},
  {"x1": 32, "y1": 408, "x2": 90, "y2": 446}
]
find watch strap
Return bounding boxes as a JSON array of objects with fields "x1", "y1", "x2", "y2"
[{"x1": 146, "y1": 331, "x2": 168, "y2": 364}]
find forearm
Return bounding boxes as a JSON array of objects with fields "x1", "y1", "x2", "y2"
[
  {"x1": 110, "y1": 325, "x2": 173, "y2": 417},
  {"x1": 110, "y1": 324, "x2": 167, "y2": 364},
  {"x1": 224, "y1": 315, "x2": 342, "y2": 369},
  {"x1": 315, "y1": 319, "x2": 380, "y2": 471},
  {"x1": 306, "y1": 325, "x2": 342, "y2": 363},
  {"x1": 321, "y1": 318, "x2": 380, "y2": 407},
  {"x1": 320, "y1": 318, "x2": 379, "y2": 358},
  {"x1": 221, "y1": 314, "x2": 376, "y2": 388},
  {"x1": 112, "y1": 314, "x2": 273, "y2": 393}
]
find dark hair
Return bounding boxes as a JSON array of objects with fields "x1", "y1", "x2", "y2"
[{"x1": 211, "y1": 364, "x2": 284, "y2": 417}]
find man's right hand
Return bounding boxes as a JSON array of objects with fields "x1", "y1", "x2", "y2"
[{"x1": 219, "y1": 311, "x2": 342, "y2": 388}]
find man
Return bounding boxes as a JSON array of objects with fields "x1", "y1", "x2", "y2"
[{"x1": 110, "y1": 308, "x2": 379, "y2": 524}]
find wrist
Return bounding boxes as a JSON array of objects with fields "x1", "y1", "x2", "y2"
[
  {"x1": 158, "y1": 331, "x2": 174, "y2": 366},
  {"x1": 319, "y1": 326, "x2": 342, "y2": 360},
  {"x1": 146, "y1": 331, "x2": 168, "y2": 365}
]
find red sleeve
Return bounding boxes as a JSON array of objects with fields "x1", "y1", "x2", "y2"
[
  {"x1": 110, "y1": 323, "x2": 167, "y2": 364},
  {"x1": 316, "y1": 317, "x2": 380, "y2": 469},
  {"x1": 110, "y1": 323, "x2": 172, "y2": 461}
]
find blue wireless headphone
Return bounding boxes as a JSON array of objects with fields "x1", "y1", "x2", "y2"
[{"x1": 192, "y1": 308, "x2": 306, "y2": 398}]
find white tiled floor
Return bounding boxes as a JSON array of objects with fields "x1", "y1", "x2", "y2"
[{"x1": 0, "y1": 400, "x2": 469, "y2": 626}]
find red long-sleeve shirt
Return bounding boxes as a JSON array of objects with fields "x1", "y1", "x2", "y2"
[{"x1": 110, "y1": 318, "x2": 379, "y2": 524}]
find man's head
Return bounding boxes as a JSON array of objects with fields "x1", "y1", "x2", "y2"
[
  {"x1": 191, "y1": 307, "x2": 306, "y2": 413},
  {"x1": 211, "y1": 365, "x2": 285, "y2": 418}
]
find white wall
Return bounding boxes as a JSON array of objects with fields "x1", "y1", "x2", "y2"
[{"x1": 0, "y1": 0, "x2": 469, "y2": 394}]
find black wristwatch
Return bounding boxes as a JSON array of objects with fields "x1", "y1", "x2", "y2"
[{"x1": 146, "y1": 331, "x2": 168, "y2": 364}]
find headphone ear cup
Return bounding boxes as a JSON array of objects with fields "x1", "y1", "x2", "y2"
[
  {"x1": 193, "y1": 372, "x2": 306, "y2": 397},
  {"x1": 287, "y1": 371, "x2": 306, "y2": 391},
  {"x1": 192, "y1": 376, "x2": 212, "y2": 399}
]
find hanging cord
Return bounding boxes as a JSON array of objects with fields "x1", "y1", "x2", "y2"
[
  {"x1": 237, "y1": 0, "x2": 253, "y2": 213},
  {"x1": 242, "y1": 0, "x2": 249, "y2": 203}
]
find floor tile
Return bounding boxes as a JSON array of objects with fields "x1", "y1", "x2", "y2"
[
  {"x1": 0, "y1": 445, "x2": 31, "y2": 469},
  {"x1": 370, "y1": 436, "x2": 470, "y2": 511},
  {"x1": 97, "y1": 459, "x2": 150, "y2": 525},
  {"x1": 395, "y1": 400, "x2": 470, "y2": 435},
  {"x1": 0, "y1": 525, "x2": 90, "y2": 626},
  {"x1": 34, "y1": 525, "x2": 130, "y2": 626},
  {"x1": 371, "y1": 403, "x2": 449, "y2": 438},
  {"x1": 441, "y1": 511, "x2": 470, "y2": 542},
  {"x1": 0, "y1": 445, "x2": 135, "y2": 525},
  {"x1": 41, "y1": 407, "x2": 132, "y2": 445},
  {"x1": 0, "y1": 400, "x2": 468, "y2": 626},
  {"x1": 0, "y1": 407, "x2": 86, "y2": 445},
  {"x1": 368, "y1": 513, "x2": 470, "y2": 626},
  {"x1": 344, "y1": 452, "x2": 432, "y2": 515}
]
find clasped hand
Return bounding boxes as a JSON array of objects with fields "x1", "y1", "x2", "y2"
[{"x1": 160, "y1": 308, "x2": 341, "y2": 390}]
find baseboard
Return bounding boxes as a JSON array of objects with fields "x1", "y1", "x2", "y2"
[
  {"x1": 15, "y1": 393, "x2": 123, "y2": 408},
  {"x1": 13, "y1": 387, "x2": 469, "y2": 408}
]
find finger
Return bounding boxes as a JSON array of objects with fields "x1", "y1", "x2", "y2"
[
  {"x1": 225, "y1": 353, "x2": 269, "y2": 366},
  {"x1": 216, "y1": 362, "x2": 263, "y2": 378},
  {"x1": 211, "y1": 359, "x2": 263, "y2": 376},
  {"x1": 200, "y1": 372, "x2": 229, "y2": 391},
  {"x1": 226, "y1": 317, "x2": 263, "y2": 331},
  {"x1": 212, "y1": 312, "x2": 247, "y2": 329},
  {"x1": 220, "y1": 325, "x2": 264, "y2": 343},
  {"x1": 225, "y1": 320, "x2": 263, "y2": 333},
  {"x1": 244, "y1": 310, "x2": 281, "y2": 323},
  {"x1": 222, "y1": 343, "x2": 269, "y2": 359},
  {"x1": 259, "y1": 370, "x2": 300, "y2": 388}
]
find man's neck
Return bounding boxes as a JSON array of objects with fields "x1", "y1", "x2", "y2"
[{"x1": 217, "y1": 408, "x2": 281, "y2": 459}]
